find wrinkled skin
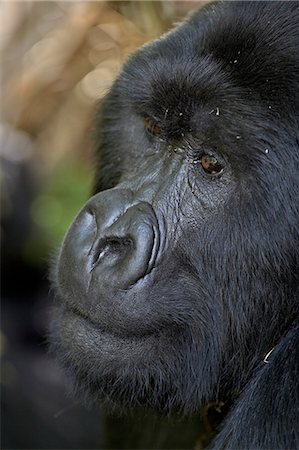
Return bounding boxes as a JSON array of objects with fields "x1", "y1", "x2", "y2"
[{"x1": 50, "y1": 2, "x2": 299, "y2": 448}]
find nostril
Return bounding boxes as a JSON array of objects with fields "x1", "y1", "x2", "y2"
[{"x1": 92, "y1": 236, "x2": 134, "y2": 268}]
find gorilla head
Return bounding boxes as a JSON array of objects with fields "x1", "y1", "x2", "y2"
[{"x1": 50, "y1": 1, "x2": 299, "y2": 417}]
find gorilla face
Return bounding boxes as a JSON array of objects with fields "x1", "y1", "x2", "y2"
[{"x1": 50, "y1": 2, "x2": 299, "y2": 414}]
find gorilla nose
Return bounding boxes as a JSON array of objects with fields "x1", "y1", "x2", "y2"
[
  {"x1": 89, "y1": 201, "x2": 160, "y2": 288},
  {"x1": 58, "y1": 190, "x2": 160, "y2": 294},
  {"x1": 91, "y1": 235, "x2": 134, "y2": 269}
]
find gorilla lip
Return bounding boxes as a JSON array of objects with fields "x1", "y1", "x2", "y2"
[{"x1": 63, "y1": 305, "x2": 156, "y2": 340}]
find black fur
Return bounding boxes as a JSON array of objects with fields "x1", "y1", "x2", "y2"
[{"x1": 50, "y1": 2, "x2": 299, "y2": 448}]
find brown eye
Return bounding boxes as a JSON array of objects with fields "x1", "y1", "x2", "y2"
[
  {"x1": 143, "y1": 117, "x2": 161, "y2": 137},
  {"x1": 200, "y1": 154, "x2": 223, "y2": 175}
]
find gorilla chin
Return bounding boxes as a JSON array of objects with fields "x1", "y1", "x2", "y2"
[{"x1": 50, "y1": 305, "x2": 219, "y2": 414}]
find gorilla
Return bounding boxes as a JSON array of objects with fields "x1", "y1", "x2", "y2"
[{"x1": 50, "y1": 2, "x2": 299, "y2": 449}]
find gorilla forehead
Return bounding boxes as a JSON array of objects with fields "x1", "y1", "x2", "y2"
[
  {"x1": 115, "y1": 1, "x2": 298, "y2": 131},
  {"x1": 104, "y1": 18, "x2": 299, "y2": 167}
]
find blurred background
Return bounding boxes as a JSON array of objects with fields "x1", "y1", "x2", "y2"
[{"x1": 0, "y1": 2, "x2": 212, "y2": 448}]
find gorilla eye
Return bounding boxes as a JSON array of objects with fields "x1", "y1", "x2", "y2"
[
  {"x1": 200, "y1": 154, "x2": 224, "y2": 175},
  {"x1": 143, "y1": 116, "x2": 162, "y2": 137}
]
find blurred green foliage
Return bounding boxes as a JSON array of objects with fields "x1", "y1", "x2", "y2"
[{"x1": 24, "y1": 163, "x2": 91, "y2": 265}]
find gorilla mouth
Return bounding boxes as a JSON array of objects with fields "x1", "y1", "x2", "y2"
[{"x1": 63, "y1": 304, "x2": 156, "y2": 340}]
